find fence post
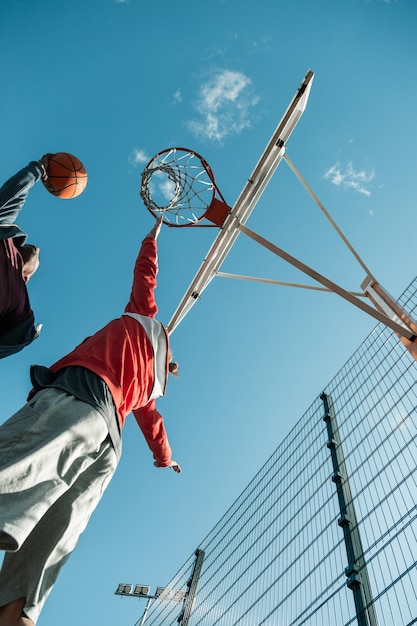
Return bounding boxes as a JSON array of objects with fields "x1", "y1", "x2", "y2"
[
  {"x1": 321, "y1": 392, "x2": 379, "y2": 626},
  {"x1": 177, "y1": 549, "x2": 205, "y2": 625}
]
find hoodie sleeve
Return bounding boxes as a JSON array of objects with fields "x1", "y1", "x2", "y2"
[
  {"x1": 0, "y1": 162, "x2": 43, "y2": 226},
  {"x1": 133, "y1": 400, "x2": 173, "y2": 466},
  {"x1": 124, "y1": 236, "x2": 158, "y2": 318}
]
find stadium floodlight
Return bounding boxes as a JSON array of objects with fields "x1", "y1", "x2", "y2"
[
  {"x1": 132, "y1": 584, "x2": 151, "y2": 597},
  {"x1": 114, "y1": 583, "x2": 186, "y2": 601},
  {"x1": 115, "y1": 583, "x2": 132, "y2": 596},
  {"x1": 154, "y1": 586, "x2": 167, "y2": 598},
  {"x1": 115, "y1": 582, "x2": 189, "y2": 626},
  {"x1": 172, "y1": 589, "x2": 187, "y2": 601}
]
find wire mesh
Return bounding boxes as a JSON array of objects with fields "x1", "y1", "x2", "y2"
[{"x1": 138, "y1": 277, "x2": 417, "y2": 625}]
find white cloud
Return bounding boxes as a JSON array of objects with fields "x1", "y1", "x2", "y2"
[
  {"x1": 173, "y1": 89, "x2": 182, "y2": 103},
  {"x1": 187, "y1": 69, "x2": 259, "y2": 142},
  {"x1": 324, "y1": 162, "x2": 375, "y2": 196},
  {"x1": 130, "y1": 148, "x2": 149, "y2": 166},
  {"x1": 150, "y1": 171, "x2": 176, "y2": 203}
]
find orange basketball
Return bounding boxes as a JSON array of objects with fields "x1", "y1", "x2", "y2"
[{"x1": 43, "y1": 152, "x2": 88, "y2": 199}]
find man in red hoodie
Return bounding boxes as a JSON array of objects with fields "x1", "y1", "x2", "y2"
[{"x1": 0, "y1": 217, "x2": 181, "y2": 626}]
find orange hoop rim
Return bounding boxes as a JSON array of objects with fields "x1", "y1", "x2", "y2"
[{"x1": 140, "y1": 147, "x2": 226, "y2": 228}]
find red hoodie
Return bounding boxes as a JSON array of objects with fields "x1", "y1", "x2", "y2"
[{"x1": 49, "y1": 236, "x2": 173, "y2": 467}]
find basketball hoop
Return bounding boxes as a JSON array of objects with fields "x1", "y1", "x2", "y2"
[
  {"x1": 163, "y1": 70, "x2": 417, "y2": 368},
  {"x1": 140, "y1": 147, "x2": 230, "y2": 227}
]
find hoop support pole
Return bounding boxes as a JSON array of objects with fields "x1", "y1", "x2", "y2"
[{"x1": 237, "y1": 222, "x2": 416, "y2": 340}]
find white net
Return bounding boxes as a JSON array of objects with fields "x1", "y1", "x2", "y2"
[{"x1": 140, "y1": 148, "x2": 216, "y2": 226}]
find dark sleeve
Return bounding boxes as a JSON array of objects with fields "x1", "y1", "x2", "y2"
[
  {"x1": 124, "y1": 236, "x2": 158, "y2": 318},
  {"x1": 0, "y1": 162, "x2": 43, "y2": 226}
]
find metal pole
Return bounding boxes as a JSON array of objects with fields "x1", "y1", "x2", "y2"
[
  {"x1": 321, "y1": 392, "x2": 379, "y2": 626},
  {"x1": 138, "y1": 597, "x2": 153, "y2": 626},
  {"x1": 177, "y1": 549, "x2": 205, "y2": 626},
  {"x1": 237, "y1": 222, "x2": 415, "y2": 340}
]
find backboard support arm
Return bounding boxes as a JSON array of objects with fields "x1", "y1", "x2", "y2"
[
  {"x1": 361, "y1": 276, "x2": 417, "y2": 359},
  {"x1": 237, "y1": 222, "x2": 417, "y2": 341},
  {"x1": 216, "y1": 270, "x2": 364, "y2": 295}
]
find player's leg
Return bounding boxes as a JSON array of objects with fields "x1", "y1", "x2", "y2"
[
  {"x1": 0, "y1": 396, "x2": 117, "y2": 624},
  {"x1": 0, "y1": 387, "x2": 110, "y2": 551},
  {"x1": 0, "y1": 436, "x2": 116, "y2": 624}
]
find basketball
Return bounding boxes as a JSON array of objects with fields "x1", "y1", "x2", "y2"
[{"x1": 43, "y1": 152, "x2": 88, "y2": 199}]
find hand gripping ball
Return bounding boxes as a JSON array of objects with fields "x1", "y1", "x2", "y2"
[{"x1": 43, "y1": 152, "x2": 88, "y2": 199}]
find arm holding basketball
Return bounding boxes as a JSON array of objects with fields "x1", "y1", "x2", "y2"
[
  {"x1": 39, "y1": 154, "x2": 53, "y2": 182},
  {"x1": 0, "y1": 161, "x2": 45, "y2": 225},
  {"x1": 41, "y1": 152, "x2": 88, "y2": 199}
]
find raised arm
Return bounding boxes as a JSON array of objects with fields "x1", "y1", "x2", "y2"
[
  {"x1": 0, "y1": 160, "x2": 47, "y2": 226},
  {"x1": 124, "y1": 217, "x2": 163, "y2": 318}
]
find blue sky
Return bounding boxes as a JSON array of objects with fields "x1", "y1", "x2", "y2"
[{"x1": 1, "y1": 0, "x2": 416, "y2": 624}]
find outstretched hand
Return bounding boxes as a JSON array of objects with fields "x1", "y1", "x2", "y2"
[
  {"x1": 154, "y1": 460, "x2": 182, "y2": 473},
  {"x1": 146, "y1": 216, "x2": 163, "y2": 240}
]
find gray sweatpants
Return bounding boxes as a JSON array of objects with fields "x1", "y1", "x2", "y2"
[{"x1": 0, "y1": 387, "x2": 118, "y2": 624}]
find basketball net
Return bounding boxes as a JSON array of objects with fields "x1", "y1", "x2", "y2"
[{"x1": 140, "y1": 147, "x2": 231, "y2": 228}]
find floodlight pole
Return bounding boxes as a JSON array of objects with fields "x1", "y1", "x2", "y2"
[
  {"x1": 138, "y1": 597, "x2": 152, "y2": 626},
  {"x1": 114, "y1": 550, "x2": 205, "y2": 625}
]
